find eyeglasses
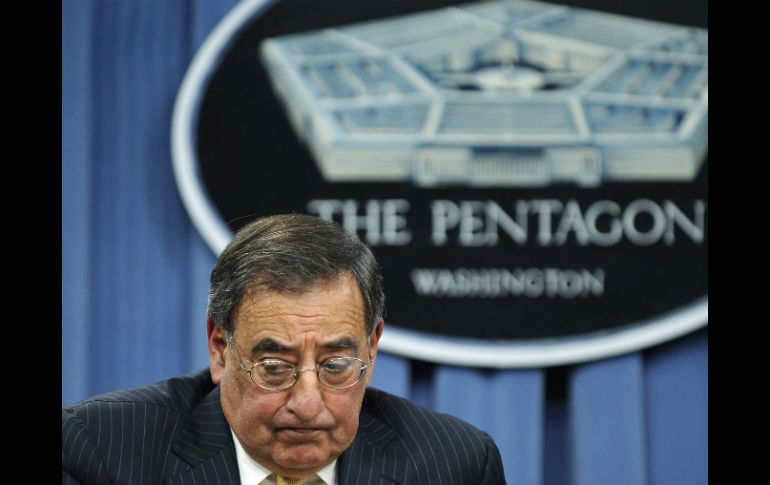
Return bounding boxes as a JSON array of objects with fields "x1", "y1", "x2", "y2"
[{"x1": 226, "y1": 334, "x2": 370, "y2": 391}]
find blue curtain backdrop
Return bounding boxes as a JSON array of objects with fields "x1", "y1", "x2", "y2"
[{"x1": 61, "y1": 1, "x2": 708, "y2": 484}]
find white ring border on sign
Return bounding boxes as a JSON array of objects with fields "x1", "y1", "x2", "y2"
[
  {"x1": 379, "y1": 296, "x2": 707, "y2": 367},
  {"x1": 171, "y1": 0, "x2": 708, "y2": 368},
  {"x1": 172, "y1": 0, "x2": 280, "y2": 255}
]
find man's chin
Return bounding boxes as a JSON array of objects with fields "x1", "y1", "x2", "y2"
[{"x1": 272, "y1": 445, "x2": 332, "y2": 475}]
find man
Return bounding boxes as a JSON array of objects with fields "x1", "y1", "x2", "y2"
[{"x1": 62, "y1": 214, "x2": 506, "y2": 484}]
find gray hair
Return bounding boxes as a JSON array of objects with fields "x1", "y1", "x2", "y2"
[{"x1": 207, "y1": 213, "x2": 385, "y2": 336}]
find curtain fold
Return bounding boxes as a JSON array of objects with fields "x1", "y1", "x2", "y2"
[
  {"x1": 435, "y1": 367, "x2": 545, "y2": 485},
  {"x1": 645, "y1": 329, "x2": 708, "y2": 485},
  {"x1": 570, "y1": 354, "x2": 648, "y2": 485},
  {"x1": 62, "y1": 0, "x2": 93, "y2": 406}
]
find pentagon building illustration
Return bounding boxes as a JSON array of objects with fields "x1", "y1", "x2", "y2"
[{"x1": 259, "y1": 0, "x2": 708, "y2": 187}]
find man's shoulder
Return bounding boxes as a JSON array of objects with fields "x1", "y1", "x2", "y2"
[
  {"x1": 62, "y1": 368, "x2": 215, "y2": 419},
  {"x1": 356, "y1": 388, "x2": 506, "y2": 483},
  {"x1": 62, "y1": 369, "x2": 225, "y2": 483},
  {"x1": 362, "y1": 387, "x2": 492, "y2": 444}
]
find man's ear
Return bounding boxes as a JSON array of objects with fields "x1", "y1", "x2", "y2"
[
  {"x1": 363, "y1": 319, "x2": 384, "y2": 388},
  {"x1": 368, "y1": 319, "x2": 384, "y2": 365},
  {"x1": 207, "y1": 319, "x2": 227, "y2": 385}
]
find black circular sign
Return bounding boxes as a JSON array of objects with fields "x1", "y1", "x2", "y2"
[{"x1": 173, "y1": 0, "x2": 708, "y2": 366}]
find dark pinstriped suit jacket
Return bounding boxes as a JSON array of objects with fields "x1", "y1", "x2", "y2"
[{"x1": 62, "y1": 369, "x2": 506, "y2": 484}]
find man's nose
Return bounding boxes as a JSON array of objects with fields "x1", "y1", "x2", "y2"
[{"x1": 286, "y1": 369, "x2": 324, "y2": 420}]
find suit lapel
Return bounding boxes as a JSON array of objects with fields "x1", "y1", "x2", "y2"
[
  {"x1": 338, "y1": 391, "x2": 405, "y2": 485},
  {"x1": 166, "y1": 386, "x2": 241, "y2": 485}
]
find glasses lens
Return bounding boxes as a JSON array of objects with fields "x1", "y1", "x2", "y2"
[
  {"x1": 248, "y1": 357, "x2": 367, "y2": 390},
  {"x1": 319, "y1": 357, "x2": 365, "y2": 389},
  {"x1": 252, "y1": 360, "x2": 296, "y2": 389}
]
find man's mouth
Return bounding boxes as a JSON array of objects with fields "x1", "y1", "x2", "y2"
[{"x1": 276, "y1": 427, "x2": 324, "y2": 439}]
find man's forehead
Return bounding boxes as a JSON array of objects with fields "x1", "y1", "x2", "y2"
[
  {"x1": 244, "y1": 274, "x2": 363, "y2": 302},
  {"x1": 233, "y1": 276, "x2": 367, "y2": 335},
  {"x1": 237, "y1": 289, "x2": 365, "y2": 319}
]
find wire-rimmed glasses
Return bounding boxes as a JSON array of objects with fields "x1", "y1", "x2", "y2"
[{"x1": 226, "y1": 334, "x2": 370, "y2": 391}]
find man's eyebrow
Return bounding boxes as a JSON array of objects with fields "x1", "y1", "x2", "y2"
[
  {"x1": 322, "y1": 337, "x2": 359, "y2": 353},
  {"x1": 248, "y1": 336, "x2": 360, "y2": 355},
  {"x1": 250, "y1": 338, "x2": 292, "y2": 355}
]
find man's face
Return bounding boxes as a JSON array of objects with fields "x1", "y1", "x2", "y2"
[{"x1": 208, "y1": 274, "x2": 382, "y2": 478}]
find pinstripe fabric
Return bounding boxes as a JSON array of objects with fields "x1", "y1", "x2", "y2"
[
  {"x1": 62, "y1": 369, "x2": 505, "y2": 484},
  {"x1": 62, "y1": 369, "x2": 239, "y2": 485},
  {"x1": 340, "y1": 388, "x2": 506, "y2": 485}
]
